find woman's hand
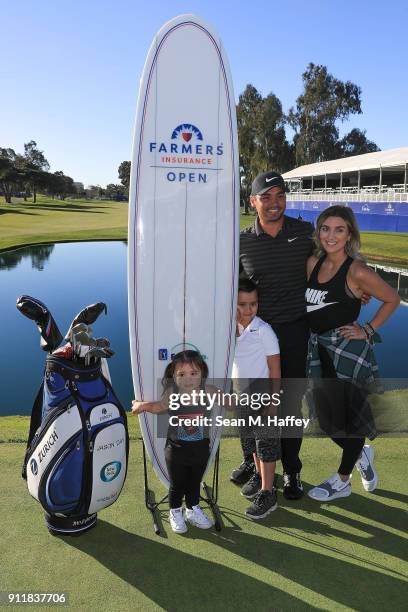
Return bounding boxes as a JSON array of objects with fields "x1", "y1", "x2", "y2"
[
  {"x1": 338, "y1": 322, "x2": 367, "y2": 341},
  {"x1": 131, "y1": 400, "x2": 148, "y2": 415}
]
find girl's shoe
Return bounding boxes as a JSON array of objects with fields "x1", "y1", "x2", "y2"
[
  {"x1": 184, "y1": 505, "x2": 213, "y2": 529},
  {"x1": 355, "y1": 445, "x2": 378, "y2": 492},
  {"x1": 169, "y1": 508, "x2": 188, "y2": 534},
  {"x1": 308, "y1": 473, "x2": 351, "y2": 501}
]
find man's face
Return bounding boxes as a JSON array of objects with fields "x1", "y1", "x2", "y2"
[
  {"x1": 250, "y1": 186, "x2": 286, "y2": 224},
  {"x1": 237, "y1": 290, "x2": 258, "y2": 328}
]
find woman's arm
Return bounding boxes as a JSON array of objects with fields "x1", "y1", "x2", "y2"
[
  {"x1": 340, "y1": 262, "x2": 400, "y2": 339},
  {"x1": 306, "y1": 255, "x2": 319, "y2": 280}
]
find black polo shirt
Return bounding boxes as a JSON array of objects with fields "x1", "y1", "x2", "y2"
[{"x1": 240, "y1": 216, "x2": 314, "y2": 324}]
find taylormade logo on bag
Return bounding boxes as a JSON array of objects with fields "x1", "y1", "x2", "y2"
[{"x1": 38, "y1": 430, "x2": 59, "y2": 463}]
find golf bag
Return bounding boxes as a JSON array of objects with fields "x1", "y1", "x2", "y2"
[{"x1": 22, "y1": 355, "x2": 129, "y2": 535}]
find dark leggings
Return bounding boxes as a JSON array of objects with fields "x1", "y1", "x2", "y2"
[
  {"x1": 316, "y1": 344, "x2": 365, "y2": 475},
  {"x1": 164, "y1": 439, "x2": 210, "y2": 509}
]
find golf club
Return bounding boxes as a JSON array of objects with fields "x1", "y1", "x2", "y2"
[
  {"x1": 64, "y1": 302, "x2": 107, "y2": 341},
  {"x1": 16, "y1": 295, "x2": 63, "y2": 352}
]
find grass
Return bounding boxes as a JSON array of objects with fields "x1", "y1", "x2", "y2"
[
  {"x1": 1, "y1": 436, "x2": 407, "y2": 611},
  {"x1": 0, "y1": 196, "x2": 128, "y2": 252},
  {"x1": 1, "y1": 196, "x2": 407, "y2": 263}
]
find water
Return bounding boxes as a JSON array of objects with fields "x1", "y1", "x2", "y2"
[{"x1": 0, "y1": 242, "x2": 407, "y2": 416}]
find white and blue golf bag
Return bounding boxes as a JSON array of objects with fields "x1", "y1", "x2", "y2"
[{"x1": 22, "y1": 355, "x2": 129, "y2": 535}]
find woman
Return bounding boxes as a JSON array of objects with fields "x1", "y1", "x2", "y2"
[{"x1": 305, "y1": 205, "x2": 400, "y2": 501}]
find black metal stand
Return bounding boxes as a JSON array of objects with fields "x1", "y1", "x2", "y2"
[
  {"x1": 201, "y1": 447, "x2": 222, "y2": 531},
  {"x1": 142, "y1": 441, "x2": 222, "y2": 535}
]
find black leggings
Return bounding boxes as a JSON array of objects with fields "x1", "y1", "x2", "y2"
[
  {"x1": 316, "y1": 344, "x2": 365, "y2": 475},
  {"x1": 164, "y1": 439, "x2": 210, "y2": 509}
]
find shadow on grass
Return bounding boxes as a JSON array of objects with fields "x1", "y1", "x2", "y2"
[
  {"x1": 0, "y1": 207, "x2": 37, "y2": 216},
  {"x1": 221, "y1": 478, "x2": 408, "y2": 563},
  {"x1": 21, "y1": 204, "x2": 108, "y2": 214},
  {"x1": 68, "y1": 520, "x2": 309, "y2": 611},
  {"x1": 67, "y1": 510, "x2": 407, "y2": 611}
]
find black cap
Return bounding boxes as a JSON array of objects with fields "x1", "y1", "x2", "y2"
[{"x1": 251, "y1": 171, "x2": 286, "y2": 196}]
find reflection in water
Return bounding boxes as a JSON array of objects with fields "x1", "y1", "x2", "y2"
[
  {"x1": 368, "y1": 264, "x2": 408, "y2": 305},
  {"x1": 0, "y1": 244, "x2": 54, "y2": 271},
  {"x1": 0, "y1": 241, "x2": 407, "y2": 415}
]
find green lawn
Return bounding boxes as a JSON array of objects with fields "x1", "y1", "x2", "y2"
[
  {"x1": 1, "y1": 196, "x2": 407, "y2": 263},
  {"x1": 0, "y1": 196, "x2": 127, "y2": 252},
  {"x1": 1, "y1": 436, "x2": 407, "y2": 611}
]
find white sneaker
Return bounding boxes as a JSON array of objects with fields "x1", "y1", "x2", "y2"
[
  {"x1": 184, "y1": 505, "x2": 213, "y2": 529},
  {"x1": 355, "y1": 445, "x2": 378, "y2": 492},
  {"x1": 169, "y1": 508, "x2": 187, "y2": 534},
  {"x1": 308, "y1": 473, "x2": 352, "y2": 501}
]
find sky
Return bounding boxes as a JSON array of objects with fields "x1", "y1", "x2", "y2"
[{"x1": 2, "y1": 0, "x2": 407, "y2": 187}]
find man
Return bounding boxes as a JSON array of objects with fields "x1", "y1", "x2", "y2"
[{"x1": 231, "y1": 170, "x2": 313, "y2": 500}]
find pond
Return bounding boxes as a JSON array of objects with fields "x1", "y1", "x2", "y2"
[{"x1": 0, "y1": 242, "x2": 407, "y2": 416}]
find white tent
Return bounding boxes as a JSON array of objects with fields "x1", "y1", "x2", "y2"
[{"x1": 283, "y1": 147, "x2": 408, "y2": 179}]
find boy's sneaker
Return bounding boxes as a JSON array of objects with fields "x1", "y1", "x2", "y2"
[
  {"x1": 169, "y1": 508, "x2": 188, "y2": 534},
  {"x1": 283, "y1": 472, "x2": 304, "y2": 500},
  {"x1": 184, "y1": 505, "x2": 212, "y2": 529},
  {"x1": 230, "y1": 459, "x2": 255, "y2": 485},
  {"x1": 240, "y1": 471, "x2": 262, "y2": 499},
  {"x1": 355, "y1": 445, "x2": 378, "y2": 492},
  {"x1": 308, "y1": 473, "x2": 351, "y2": 501},
  {"x1": 245, "y1": 488, "x2": 278, "y2": 520}
]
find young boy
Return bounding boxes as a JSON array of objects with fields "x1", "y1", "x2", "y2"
[{"x1": 232, "y1": 279, "x2": 281, "y2": 519}]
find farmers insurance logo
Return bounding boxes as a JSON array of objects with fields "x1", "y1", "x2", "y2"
[{"x1": 149, "y1": 123, "x2": 224, "y2": 185}]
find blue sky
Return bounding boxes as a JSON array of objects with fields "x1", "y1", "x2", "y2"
[{"x1": 2, "y1": 0, "x2": 407, "y2": 186}]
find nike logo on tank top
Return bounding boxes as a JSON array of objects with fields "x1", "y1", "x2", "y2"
[{"x1": 305, "y1": 256, "x2": 361, "y2": 333}]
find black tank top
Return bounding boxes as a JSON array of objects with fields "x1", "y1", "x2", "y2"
[{"x1": 306, "y1": 256, "x2": 361, "y2": 333}]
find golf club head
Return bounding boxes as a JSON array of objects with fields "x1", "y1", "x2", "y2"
[
  {"x1": 84, "y1": 347, "x2": 107, "y2": 366},
  {"x1": 64, "y1": 302, "x2": 107, "y2": 340},
  {"x1": 16, "y1": 295, "x2": 63, "y2": 352}
]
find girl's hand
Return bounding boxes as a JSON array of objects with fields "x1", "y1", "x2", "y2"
[
  {"x1": 131, "y1": 400, "x2": 148, "y2": 415},
  {"x1": 338, "y1": 322, "x2": 367, "y2": 341}
]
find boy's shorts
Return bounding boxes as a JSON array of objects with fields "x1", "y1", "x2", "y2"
[{"x1": 240, "y1": 410, "x2": 281, "y2": 462}]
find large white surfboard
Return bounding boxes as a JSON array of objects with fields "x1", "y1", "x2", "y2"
[{"x1": 128, "y1": 14, "x2": 239, "y2": 487}]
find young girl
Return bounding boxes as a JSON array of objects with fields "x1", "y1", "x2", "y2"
[
  {"x1": 132, "y1": 350, "x2": 213, "y2": 534},
  {"x1": 305, "y1": 205, "x2": 400, "y2": 501}
]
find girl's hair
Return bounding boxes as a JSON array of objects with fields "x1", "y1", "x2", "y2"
[
  {"x1": 313, "y1": 205, "x2": 362, "y2": 259},
  {"x1": 162, "y1": 350, "x2": 209, "y2": 391}
]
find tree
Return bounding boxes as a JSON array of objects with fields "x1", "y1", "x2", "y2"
[
  {"x1": 46, "y1": 171, "x2": 76, "y2": 200},
  {"x1": 105, "y1": 183, "x2": 126, "y2": 200},
  {"x1": 0, "y1": 148, "x2": 26, "y2": 203},
  {"x1": 288, "y1": 63, "x2": 363, "y2": 165},
  {"x1": 339, "y1": 128, "x2": 380, "y2": 157},
  {"x1": 23, "y1": 140, "x2": 50, "y2": 202},
  {"x1": 118, "y1": 161, "x2": 131, "y2": 192},
  {"x1": 237, "y1": 85, "x2": 293, "y2": 212}
]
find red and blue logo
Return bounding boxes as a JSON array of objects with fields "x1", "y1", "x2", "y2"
[
  {"x1": 149, "y1": 124, "x2": 224, "y2": 184},
  {"x1": 171, "y1": 124, "x2": 203, "y2": 143}
]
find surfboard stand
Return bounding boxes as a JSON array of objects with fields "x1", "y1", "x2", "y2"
[
  {"x1": 142, "y1": 442, "x2": 167, "y2": 535},
  {"x1": 201, "y1": 447, "x2": 222, "y2": 532},
  {"x1": 142, "y1": 442, "x2": 222, "y2": 534}
]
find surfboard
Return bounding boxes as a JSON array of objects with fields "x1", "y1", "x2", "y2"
[{"x1": 128, "y1": 14, "x2": 239, "y2": 487}]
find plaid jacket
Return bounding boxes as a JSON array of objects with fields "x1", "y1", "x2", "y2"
[
  {"x1": 307, "y1": 328, "x2": 383, "y2": 394},
  {"x1": 306, "y1": 329, "x2": 381, "y2": 440}
]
